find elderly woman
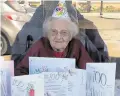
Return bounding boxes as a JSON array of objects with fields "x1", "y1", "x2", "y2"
[{"x1": 15, "y1": 1, "x2": 92, "y2": 76}]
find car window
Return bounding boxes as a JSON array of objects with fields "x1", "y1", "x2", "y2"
[{"x1": 5, "y1": 1, "x2": 26, "y2": 13}]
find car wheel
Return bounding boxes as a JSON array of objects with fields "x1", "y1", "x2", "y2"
[{"x1": 0, "y1": 34, "x2": 10, "y2": 55}]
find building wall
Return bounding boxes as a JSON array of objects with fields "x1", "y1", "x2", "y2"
[{"x1": 92, "y1": 2, "x2": 120, "y2": 8}]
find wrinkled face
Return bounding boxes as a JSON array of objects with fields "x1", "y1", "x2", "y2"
[{"x1": 48, "y1": 19, "x2": 72, "y2": 52}]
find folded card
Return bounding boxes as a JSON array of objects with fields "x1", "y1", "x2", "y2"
[
  {"x1": 5, "y1": 61, "x2": 14, "y2": 76},
  {"x1": 86, "y1": 63, "x2": 116, "y2": 96},
  {"x1": 0, "y1": 67, "x2": 11, "y2": 96},
  {"x1": 0, "y1": 56, "x2": 4, "y2": 61},
  {"x1": 0, "y1": 60, "x2": 14, "y2": 96},
  {"x1": 11, "y1": 74, "x2": 44, "y2": 96},
  {"x1": 29, "y1": 57, "x2": 75, "y2": 74},
  {"x1": 67, "y1": 69, "x2": 86, "y2": 96},
  {"x1": 43, "y1": 72, "x2": 69, "y2": 96}
]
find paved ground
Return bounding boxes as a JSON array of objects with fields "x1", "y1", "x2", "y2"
[
  {"x1": 79, "y1": 16, "x2": 120, "y2": 30},
  {"x1": 99, "y1": 29, "x2": 120, "y2": 57},
  {"x1": 79, "y1": 15, "x2": 120, "y2": 58}
]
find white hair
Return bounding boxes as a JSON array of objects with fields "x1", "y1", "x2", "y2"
[{"x1": 43, "y1": 16, "x2": 79, "y2": 38}]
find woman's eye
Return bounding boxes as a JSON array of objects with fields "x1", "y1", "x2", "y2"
[
  {"x1": 52, "y1": 30, "x2": 56, "y2": 33},
  {"x1": 61, "y1": 32, "x2": 68, "y2": 35},
  {"x1": 51, "y1": 30, "x2": 57, "y2": 35}
]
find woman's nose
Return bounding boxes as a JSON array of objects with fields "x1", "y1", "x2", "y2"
[{"x1": 56, "y1": 33, "x2": 62, "y2": 40}]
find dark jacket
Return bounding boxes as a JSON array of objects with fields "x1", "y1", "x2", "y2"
[{"x1": 15, "y1": 37, "x2": 92, "y2": 76}]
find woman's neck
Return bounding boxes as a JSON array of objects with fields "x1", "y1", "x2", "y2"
[{"x1": 53, "y1": 48, "x2": 64, "y2": 52}]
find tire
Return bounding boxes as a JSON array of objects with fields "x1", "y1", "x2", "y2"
[{"x1": 0, "y1": 34, "x2": 10, "y2": 55}]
